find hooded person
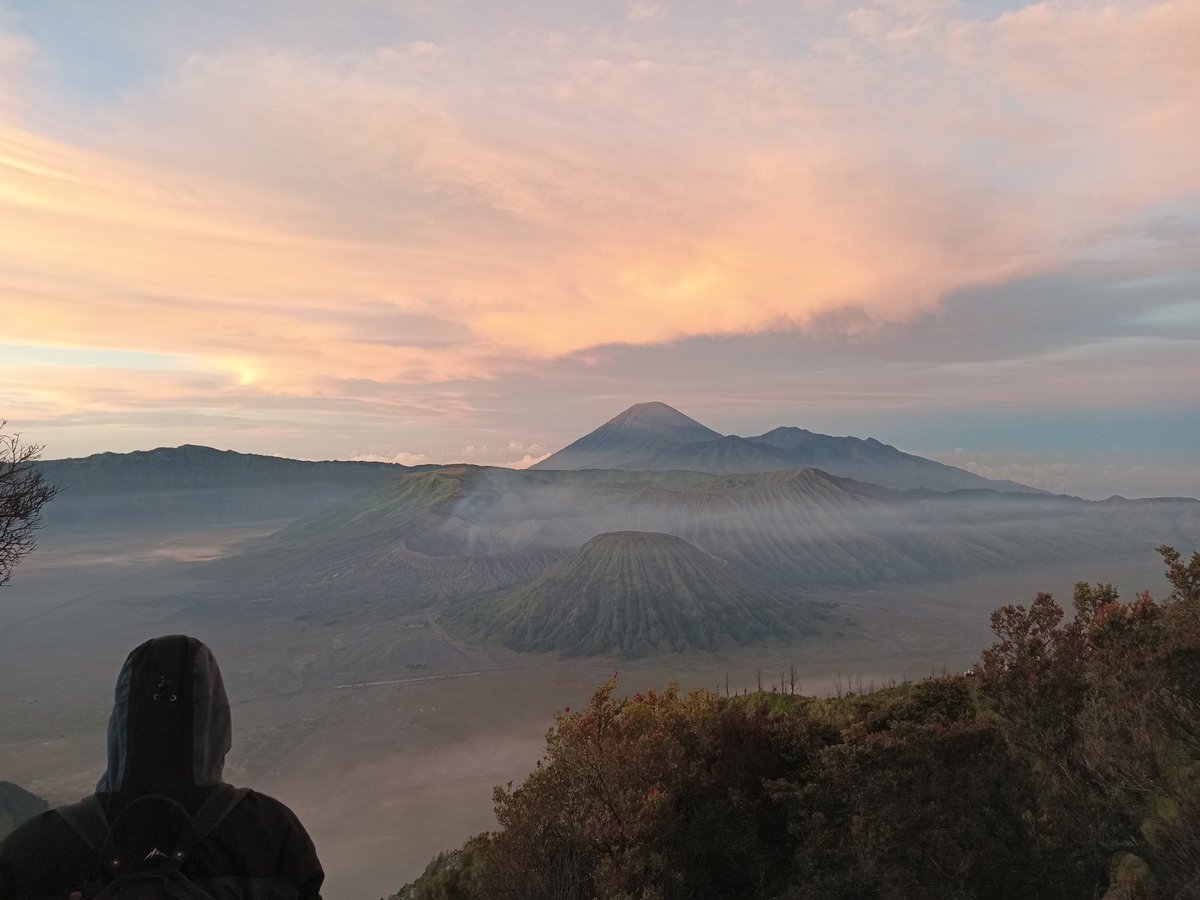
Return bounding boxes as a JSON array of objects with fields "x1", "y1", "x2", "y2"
[{"x1": 0, "y1": 636, "x2": 323, "y2": 900}]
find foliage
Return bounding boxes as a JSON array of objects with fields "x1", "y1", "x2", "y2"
[
  {"x1": 390, "y1": 843, "x2": 490, "y2": 900},
  {"x1": 976, "y1": 546, "x2": 1200, "y2": 897},
  {"x1": 397, "y1": 548, "x2": 1200, "y2": 900},
  {"x1": 0, "y1": 425, "x2": 57, "y2": 587}
]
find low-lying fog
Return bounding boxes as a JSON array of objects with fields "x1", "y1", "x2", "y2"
[{"x1": 0, "y1": 518, "x2": 1175, "y2": 899}]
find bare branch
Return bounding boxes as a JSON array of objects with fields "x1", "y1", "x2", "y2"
[{"x1": 0, "y1": 422, "x2": 59, "y2": 586}]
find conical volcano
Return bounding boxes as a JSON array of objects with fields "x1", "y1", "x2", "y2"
[
  {"x1": 472, "y1": 530, "x2": 824, "y2": 657},
  {"x1": 531, "y1": 402, "x2": 727, "y2": 471}
]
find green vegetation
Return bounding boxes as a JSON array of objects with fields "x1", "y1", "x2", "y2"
[{"x1": 393, "y1": 547, "x2": 1200, "y2": 899}]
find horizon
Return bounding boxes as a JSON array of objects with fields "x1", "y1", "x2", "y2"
[
  {"x1": 34, "y1": 398, "x2": 1199, "y2": 501},
  {"x1": 1, "y1": 1, "x2": 1197, "y2": 500}
]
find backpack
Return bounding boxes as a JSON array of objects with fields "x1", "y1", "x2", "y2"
[{"x1": 56, "y1": 785, "x2": 248, "y2": 900}]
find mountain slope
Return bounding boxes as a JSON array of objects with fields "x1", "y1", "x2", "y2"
[
  {"x1": 40, "y1": 444, "x2": 410, "y2": 493},
  {"x1": 534, "y1": 402, "x2": 1042, "y2": 494},
  {"x1": 37, "y1": 445, "x2": 422, "y2": 531},
  {"x1": 212, "y1": 466, "x2": 574, "y2": 614},
  {"x1": 749, "y1": 427, "x2": 1038, "y2": 493},
  {"x1": 466, "y1": 531, "x2": 825, "y2": 656}
]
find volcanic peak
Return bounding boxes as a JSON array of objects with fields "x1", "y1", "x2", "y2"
[{"x1": 607, "y1": 401, "x2": 714, "y2": 430}]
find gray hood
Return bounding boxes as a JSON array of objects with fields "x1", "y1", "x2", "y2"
[{"x1": 97, "y1": 635, "x2": 231, "y2": 792}]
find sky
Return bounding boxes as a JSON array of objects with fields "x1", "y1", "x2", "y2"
[{"x1": 0, "y1": 0, "x2": 1197, "y2": 499}]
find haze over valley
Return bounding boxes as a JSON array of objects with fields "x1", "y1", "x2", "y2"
[{"x1": 4, "y1": 403, "x2": 1197, "y2": 897}]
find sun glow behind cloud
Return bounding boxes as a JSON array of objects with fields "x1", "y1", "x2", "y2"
[{"x1": 0, "y1": 0, "x2": 1197, "y2": 480}]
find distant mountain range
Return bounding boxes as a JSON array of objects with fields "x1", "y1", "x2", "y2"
[
  {"x1": 533, "y1": 401, "x2": 1043, "y2": 494},
  {"x1": 34, "y1": 409, "x2": 1200, "y2": 658},
  {"x1": 38, "y1": 444, "x2": 424, "y2": 531},
  {"x1": 41, "y1": 444, "x2": 411, "y2": 493}
]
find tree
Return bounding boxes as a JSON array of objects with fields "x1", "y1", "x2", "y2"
[
  {"x1": 0, "y1": 424, "x2": 58, "y2": 586},
  {"x1": 977, "y1": 549, "x2": 1200, "y2": 896},
  {"x1": 1158, "y1": 544, "x2": 1200, "y2": 604}
]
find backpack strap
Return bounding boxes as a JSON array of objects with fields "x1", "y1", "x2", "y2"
[
  {"x1": 190, "y1": 785, "x2": 249, "y2": 844},
  {"x1": 57, "y1": 795, "x2": 112, "y2": 856},
  {"x1": 56, "y1": 787, "x2": 247, "y2": 867}
]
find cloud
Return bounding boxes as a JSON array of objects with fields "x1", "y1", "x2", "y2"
[
  {"x1": 626, "y1": 2, "x2": 662, "y2": 25},
  {"x1": 509, "y1": 453, "x2": 550, "y2": 468},
  {"x1": 350, "y1": 451, "x2": 433, "y2": 466},
  {"x1": 345, "y1": 440, "x2": 547, "y2": 469},
  {"x1": 101, "y1": 36, "x2": 1043, "y2": 351},
  {"x1": 499, "y1": 441, "x2": 549, "y2": 468},
  {"x1": 6, "y1": 3, "x2": 1195, "y2": 362}
]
